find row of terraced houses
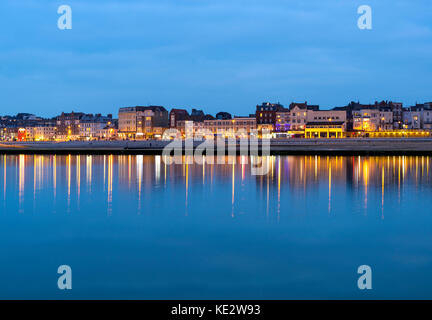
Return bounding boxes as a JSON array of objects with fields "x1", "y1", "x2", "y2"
[
  {"x1": 1, "y1": 100, "x2": 432, "y2": 141},
  {"x1": 117, "y1": 101, "x2": 432, "y2": 139}
]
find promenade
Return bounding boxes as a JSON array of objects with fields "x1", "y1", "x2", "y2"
[{"x1": 2, "y1": 138, "x2": 432, "y2": 155}]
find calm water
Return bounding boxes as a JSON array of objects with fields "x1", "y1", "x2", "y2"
[{"x1": 0, "y1": 154, "x2": 432, "y2": 299}]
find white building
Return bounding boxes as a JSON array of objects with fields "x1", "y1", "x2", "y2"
[
  {"x1": 79, "y1": 114, "x2": 115, "y2": 139},
  {"x1": 288, "y1": 103, "x2": 346, "y2": 131},
  {"x1": 402, "y1": 111, "x2": 421, "y2": 129},
  {"x1": 353, "y1": 109, "x2": 380, "y2": 132},
  {"x1": 378, "y1": 110, "x2": 394, "y2": 131},
  {"x1": 25, "y1": 126, "x2": 57, "y2": 141},
  {"x1": 289, "y1": 105, "x2": 309, "y2": 130},
  {"x1": 423, "y1": 109, "x2": 432, "y2": 129},
  {"x1": 306, "y1": 110, "x2": 346, "y2": 125},
  {"x1": 204, "y1": 117, "x2": 256, "y2": 138},
  {"x1": 403, "y1": 104, "x2": 432, "y2": 129}
]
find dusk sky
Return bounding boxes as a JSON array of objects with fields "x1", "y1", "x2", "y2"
[{"x1": 0, "y1": 0, "x2": 431, "y2": 117}]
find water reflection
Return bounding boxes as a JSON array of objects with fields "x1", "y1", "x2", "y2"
[
  {"x1": 107, "y1": 155, "x2": 113, "y2": 215},
  {"x1": 2, "y1": 155, "x2": 432, "y2": 217},
  {"x1": 18, "y1": 154, "x2": 24, "y2": 213},
  {"x1": 3, "y1": 154, "x2": 432, "y2": 299},
  {"x1": 77, "y1": 155, "x2": 81, "y2": 206},
  {"x1": 53, "y1": 155, "x2": 56, "y2": 200},
  {"x1": 67, "y1": 154, "x2": 71, "y2": 212},
  {"x1": 86, "y1": 155, "x2": 92, "y2": 192},
  {"x1": 137, "y1": 155, "x2": 143, "y2": 213}
]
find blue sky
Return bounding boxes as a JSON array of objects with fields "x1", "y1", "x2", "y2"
[{"x1": 0, "y1": 0, "x2": 431, "y2": 117}]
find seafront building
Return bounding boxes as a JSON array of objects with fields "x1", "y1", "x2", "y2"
[
  {"x1": 334, "y1": 101, "x2": 403, "y2": 131},
  {"x1": 289, "y1": 102, "x2": 319, "y2": 131},
  {"x1": 255, "y1": 102, "x2": 286, "y2": 126},
  {"x1": 2, "y1": 99, "x2": 432, "y2": 141},
  {"x1": 307, "y1": 109, "x2": 347, "y2": 124},
  {"x1": 402, "y1": 103, "x2": 432, "y2": 130},
  {"x1": 118, "y1": 106, "x2": 168, "y2": 139},
  {"x1": 78, "y1": 114, "x2": 117, "y2": 140},
  {"x1": 0, "y1": 112, "x2": 117, "y2": 141},
  {"x1": 169, "y1": 109, "x2": 190, "y2": 128},
  {"x1": 353, "y1": 109, "x2": 381, "y2": 132},
  {"x1": 304, "y1": 121, "x2": 345, "y2": 138},
  {"x1": 203, "y1": 116, "x2": 257, "y2": 138},
  {"x1": 56, "y1": 112, "x2": 85, "y2": 137},
  {"x1": 275, "y1": 111, "x2": 290, "y2": 133},
  {"x1": 25, "y1": 125, "x2": 57, "y2": 141}
]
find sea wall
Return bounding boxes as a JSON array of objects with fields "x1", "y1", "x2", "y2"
[{"x1": 1, "y1": 138, "x2": 432, "y2": 155}]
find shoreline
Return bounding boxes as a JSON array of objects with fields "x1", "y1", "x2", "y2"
[{"x1": 1, "y1": 138, "x2": 432, "y2": 155}]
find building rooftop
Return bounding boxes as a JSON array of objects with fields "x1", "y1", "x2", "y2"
[{"x1": 119, "y1": 106, "x2": 168, "y2": 113}]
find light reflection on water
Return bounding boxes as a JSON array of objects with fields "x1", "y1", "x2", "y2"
[
  {"x1": 1, "y1": 154, "x2": 432, "y2": 299},
  {"x1": 6, "y1": 155, "x2": 432, "y2": 214}
]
